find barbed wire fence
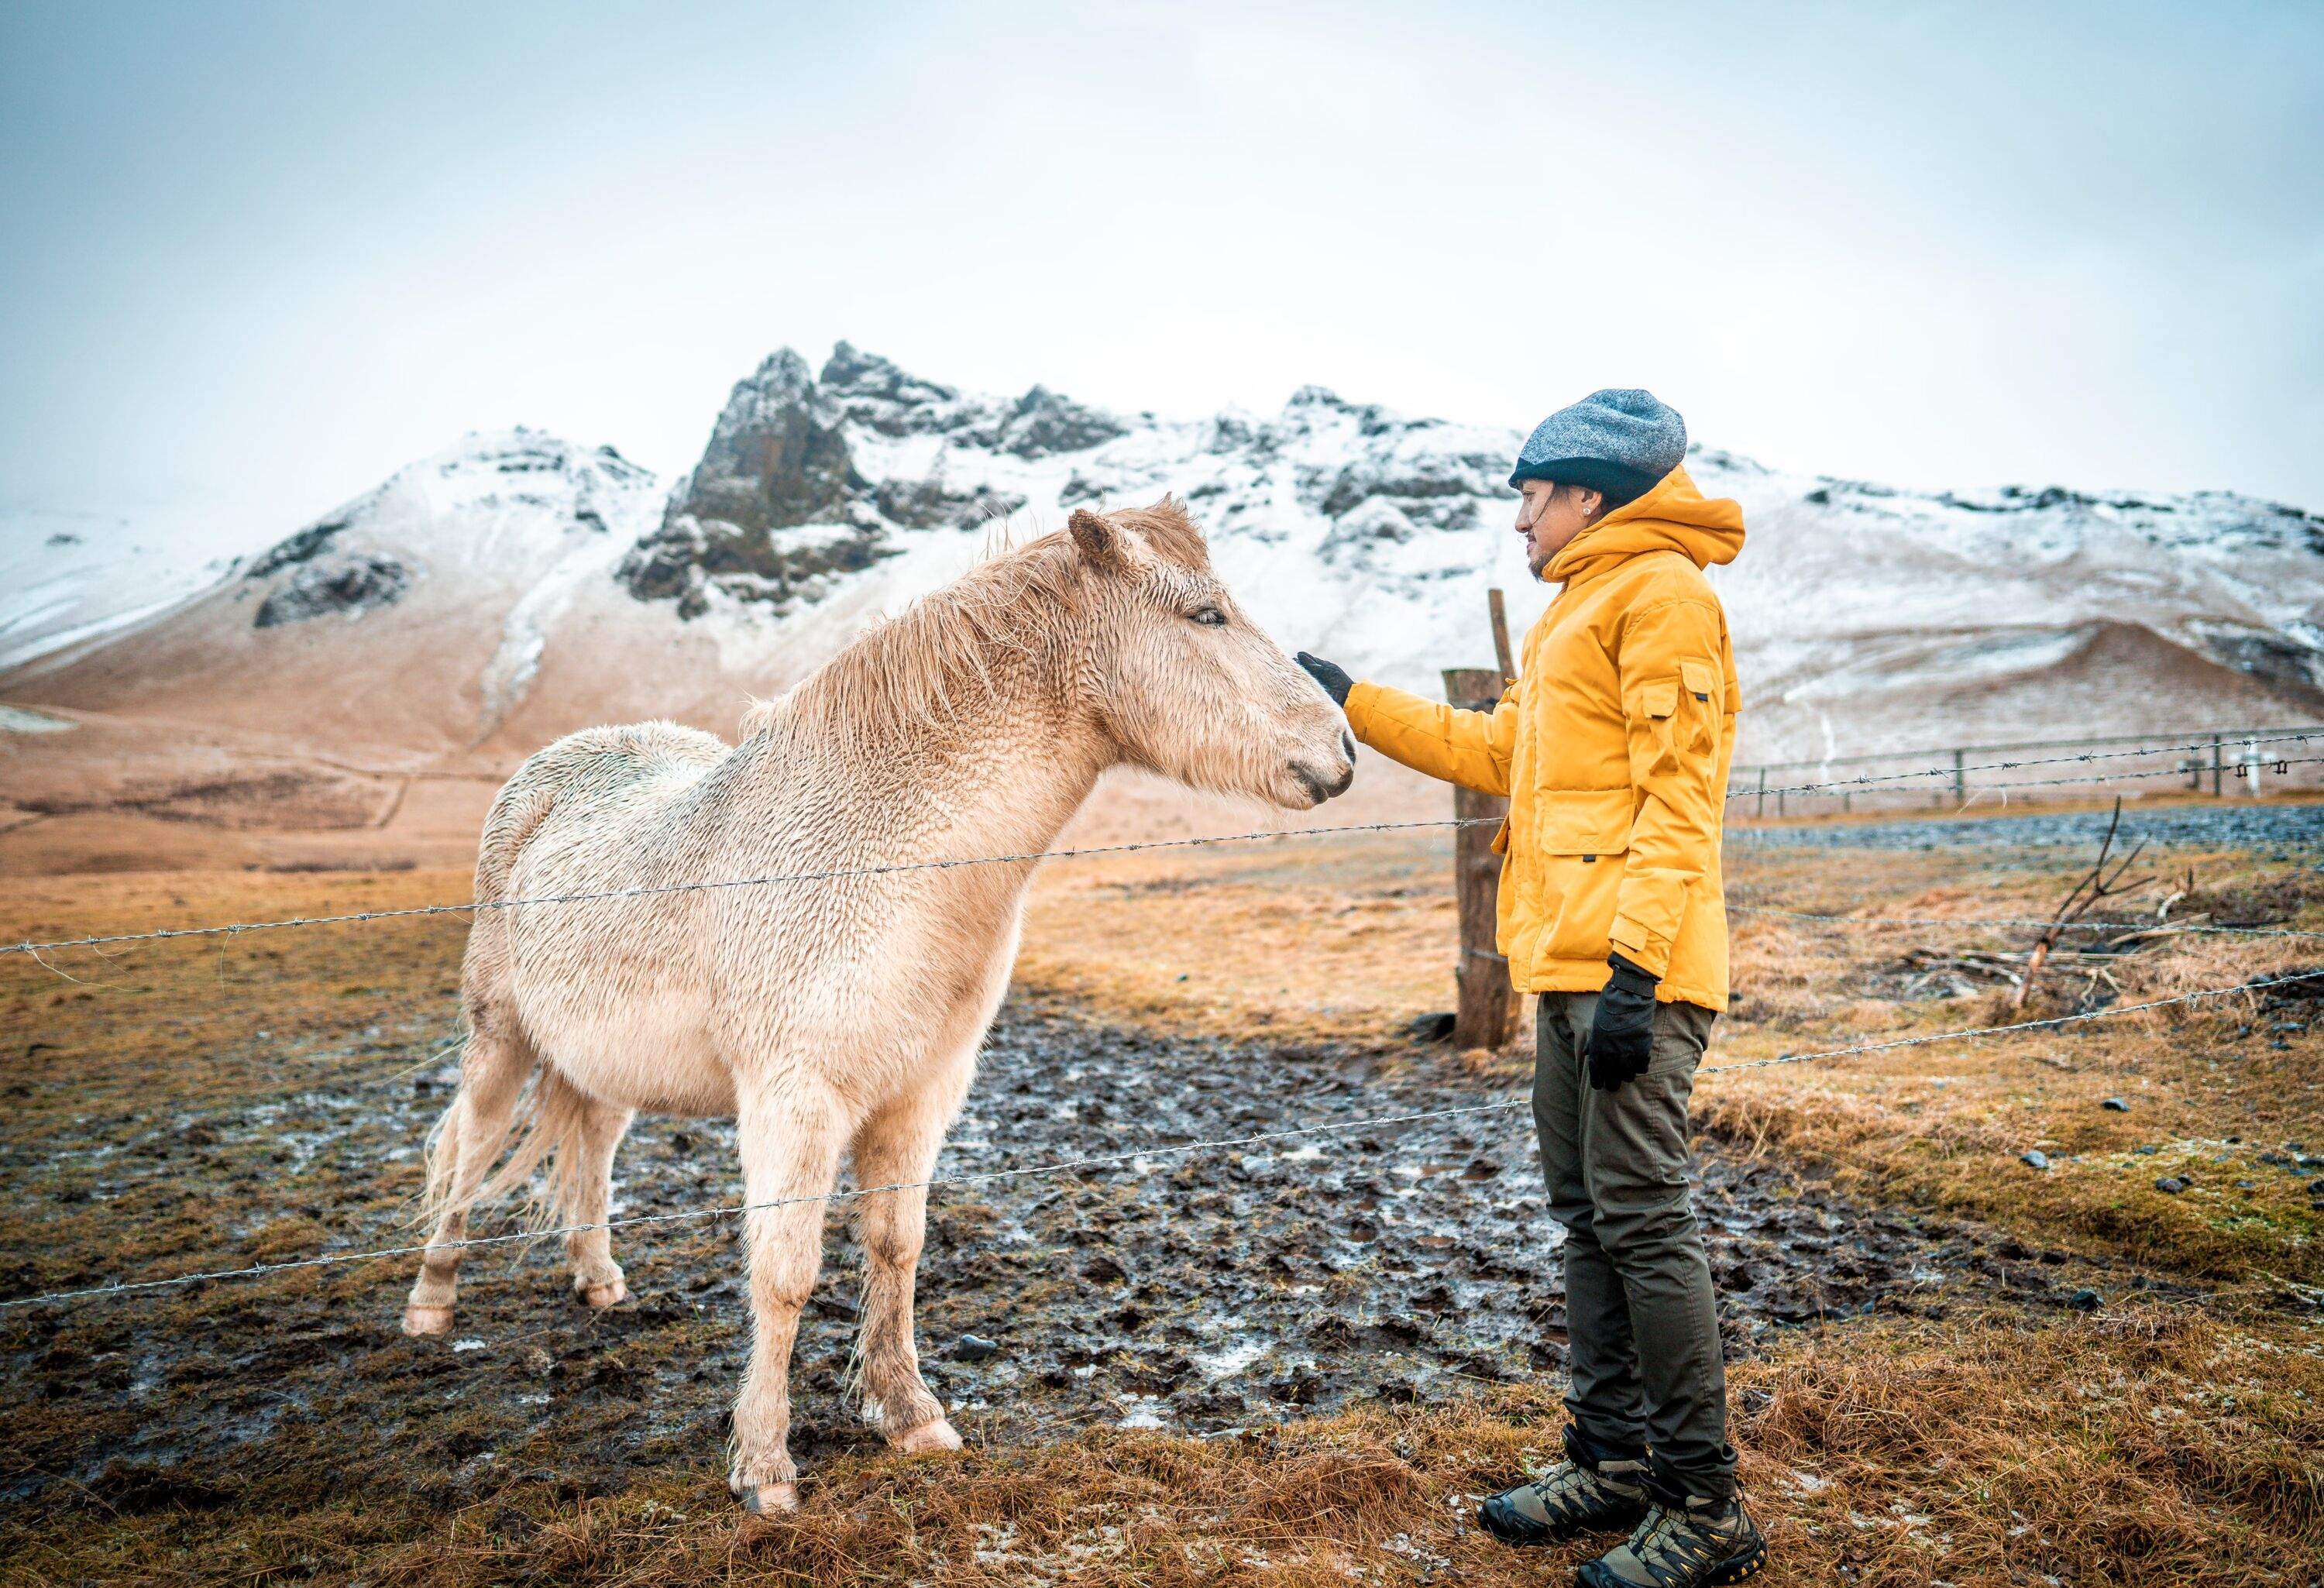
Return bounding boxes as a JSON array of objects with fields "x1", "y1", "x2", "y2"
[
  {"x1": 10, "y1": 749, "x2": 2323, "y2": 963},
  {"x1": 2, "y1": 731, "x2": 2319, "y2": 1315}
]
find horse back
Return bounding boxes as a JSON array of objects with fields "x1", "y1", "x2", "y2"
[{"x1": 473, "y1": 720, "x2": 732, "y2": 906}]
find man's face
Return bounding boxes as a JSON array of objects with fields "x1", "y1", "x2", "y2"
[{"x1": 1514, "y1": 480, "x2": 1601, "y2": 578}]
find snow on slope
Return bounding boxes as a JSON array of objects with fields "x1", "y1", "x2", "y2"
[
  {"x1": 0, "y1": 505, "x2": 245, "y2": 675},
  {"x1": 1, "y1": 431, "x2": 666, "y2": 763},
  {"x1": 601, "y1": 344, "x2": 2324, "y2": 760},
  {"x1": 6, "y1": 343, "x2": 2322, "y2": 775}
]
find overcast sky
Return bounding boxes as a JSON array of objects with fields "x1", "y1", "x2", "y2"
[{"x1": 3, "y1": 0, "x2": 2319, "y2": 559}]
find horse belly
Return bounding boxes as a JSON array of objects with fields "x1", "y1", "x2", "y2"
[{"x1": 518, "y1": 984, "x2": 738, "y2": 1118}]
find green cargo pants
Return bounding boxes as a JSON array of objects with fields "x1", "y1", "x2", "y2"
[{"x1": 1534, "y1": 990, "x2": 1737, "y2": 1500}]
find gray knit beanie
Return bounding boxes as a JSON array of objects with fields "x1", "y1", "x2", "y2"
[{"x1": 1508, "y1": 389, "x2": 1687, "y2": 507}]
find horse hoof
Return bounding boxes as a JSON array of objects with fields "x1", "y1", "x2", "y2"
[
  {"x1": 576, "y1": 1278, "x2": 627, "y2": 1311},
  {"x1": 735, "y1": 1481, "x2": 799, "y2": 1514},
  {"x1": 402, "y1": 1304, "x2": 456, "y2": 1337},
  {"x1": 889, "y1": 1418, "x2": 963, "y2": 1455}
]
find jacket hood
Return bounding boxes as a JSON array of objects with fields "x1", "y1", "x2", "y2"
[{"x1": 1542, "y1": 464, "x2": 1745, "y2": 587}]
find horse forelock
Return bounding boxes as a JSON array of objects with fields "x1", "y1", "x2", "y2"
[{"x1": 1109, "y1": 495, "x2": 1211, "y2": 574}]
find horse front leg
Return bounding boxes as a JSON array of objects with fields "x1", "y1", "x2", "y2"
[
  {"x1": 727, "y1": 1080, "x2": 845, "y2": 1514},
  {"x1": 850, "y1": 1083, "x2": 965, "y2": 1453}
]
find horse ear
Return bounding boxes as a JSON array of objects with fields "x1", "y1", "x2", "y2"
[{"x1": 1067, "y1": 508, "x2": 1122, "y2": 570}]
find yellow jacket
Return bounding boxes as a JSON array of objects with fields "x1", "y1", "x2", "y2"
[{"x1": 1345, "y1": 466, "x2": 1744, "y2": 1009}]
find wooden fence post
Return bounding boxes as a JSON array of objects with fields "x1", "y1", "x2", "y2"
[
  {"x1": 1488, "y1": 588, "x2": 1516, "y2": 682},
  {"x1": 1444, "y1": 665, "x2": 1518, "y2": 1050}
]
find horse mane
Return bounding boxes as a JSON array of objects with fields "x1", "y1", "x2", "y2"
[
  {"x1": 1106, "y1": 495, "x2": 1211, "y2": 576},
  {"x1": 750, "y1": 497, "x2": 1209, "y2": 742}
]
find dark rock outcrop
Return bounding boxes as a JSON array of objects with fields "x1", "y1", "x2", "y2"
[
  {"x1": 618, "y1": 517, "x2": 897, "y2": 620},
  {"x1": 819, "y1": 342, "x2": 968, "y2": 436},
  {"x1": 668, "y1": 350, "x2": 865, "y2": 535},
  {"x1": 246, "y1": 516, "x2": 354, "y2": 579},
  {"x1": 873, "y1": 476, "x2": 1026, "y2": 532},
  {"x1": 988, "y1": 385, "x2": 1129, "y2": 459},
  {"x1": 253, "y1": 555, "x2": 410, "y2": 628},
  {"x1": 618, "y1": 345, "x2": 1118, "y2": 618}
]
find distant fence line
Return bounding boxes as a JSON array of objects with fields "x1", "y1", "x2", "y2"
[{"x1": 1728, "y1": 726, "x2": 2324, "y2": 816}]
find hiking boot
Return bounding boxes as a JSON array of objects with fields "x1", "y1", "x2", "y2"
[
  {"x1": 1575, "y1": 1486, "x2": 1766, "y2": 1586},
  {"x1": 1477, "y1": 1426, "x2": 1649, "y2": 1546}
]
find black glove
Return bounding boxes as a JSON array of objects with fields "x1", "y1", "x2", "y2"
[
  {"x1": 1295, "y1": 652, "x2": 1353, "y2": 706},
  {"x1": 1586, "y1": 953, "x2": 1659, "y2": 1091}
]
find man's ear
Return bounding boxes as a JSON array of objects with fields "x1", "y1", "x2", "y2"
[
  {"x1": 1559, "y1": 481, "x2": 1605, "y2": 524},
  {"x1": 1068, "y1": 508, "x2": 1122, "y2": 570}
]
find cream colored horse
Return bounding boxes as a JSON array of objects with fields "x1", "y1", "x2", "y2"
[{"x1": 401, "y1": 500, "x2": 1353, "y2": 1511}]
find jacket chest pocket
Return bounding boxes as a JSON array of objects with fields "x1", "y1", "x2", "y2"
[{"x1": 1529, "y1": 787, "x2": 1633, "y2": 966}]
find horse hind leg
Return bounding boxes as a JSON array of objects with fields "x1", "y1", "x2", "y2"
[
  {"x1": 557, "y1": 1096, "x2": 634, "y2": 1311},
  {"x1": 401, "y1": 1024, "x2": 534, "y2": 1335}
]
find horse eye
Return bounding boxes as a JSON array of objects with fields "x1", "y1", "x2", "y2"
[{"x1": 1190, "y1": 606, "x2": 1227, "y2": 627}]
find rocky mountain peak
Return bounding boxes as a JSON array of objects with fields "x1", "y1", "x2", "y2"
[
  {"x1": 676, "y1": 350, "x2": 860, "y2": 534},
  {"x1": 10, "y1": 342, "x2": 2324, "y2": 767},
  {"x1": 617, "y1": 345, "x2": 1143, "y2": 620},
  {"x1": 818, "y1": 341, "x2": 961, "y2": 428}
]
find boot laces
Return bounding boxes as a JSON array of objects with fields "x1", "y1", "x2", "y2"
[
  {"x1": 1532, "y1": 1457, "x2": 1628, "y2": 1517},
  {"x1": 1626, "y1": 1502, "x2": 1719, "y2": 1576}
]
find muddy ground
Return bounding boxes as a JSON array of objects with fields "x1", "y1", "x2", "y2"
[{"x1": 0, "y1": 995, "x2": 2144, "y2": 1528}]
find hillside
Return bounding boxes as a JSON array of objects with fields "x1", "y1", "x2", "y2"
[{"x1": 4, "y1": 343, "x2": 2322, "y2": 855}]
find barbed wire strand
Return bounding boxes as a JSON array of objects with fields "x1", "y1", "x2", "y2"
[
  {"x1": 14, "y1": 758, "x2": 2323, "y2": 963},
  {"x1": 6, "y1": 967, "x2": 2313, "y2": 1315},
  {"x1": 2, "y1": 815, "x2": 1495, "y2": 959}
]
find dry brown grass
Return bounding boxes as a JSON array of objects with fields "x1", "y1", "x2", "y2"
[
  {"x1": 6, "y1": 840, "x2": 2324, "y2": 1584},
  {"x1": 6, "y1": 1301, "x2": 2316, "y2": 1586},
  {"x1": 1016, "y1": 831, "x2": 1470, "y2": 1049},
  {"x1": 1700, "y1": 847, "x2": 2324, "y2": 1284},
  {"x1": 1, "y1": 867, "x2": 474, "y2": 1125}
]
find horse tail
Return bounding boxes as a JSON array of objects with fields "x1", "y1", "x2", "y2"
[{"x1": 473, "y1": 1064, "x2": 596, "y2": 1226}]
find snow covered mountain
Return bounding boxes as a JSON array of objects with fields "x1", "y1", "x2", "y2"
[{"x1": 6, "y1": 343, "x2": 2322, "y2": 788}]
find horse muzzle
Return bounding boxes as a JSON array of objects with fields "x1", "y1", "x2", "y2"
[{"x1": 1287, "y1": 754, "x2": 1356, "y2": 806}]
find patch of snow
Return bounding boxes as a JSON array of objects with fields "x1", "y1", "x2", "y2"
[
  {"x1": 1191, "y1": 1340, "x2": 1270, "y2": 1380},
  {"x1": 0, "y1": 704, "x2": 74, "y2": 734},
  {"x1": 1115, "y1": 1394, "x2": 1171, "y2": 1429}
]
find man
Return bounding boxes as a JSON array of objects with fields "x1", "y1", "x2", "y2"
[{"x1": 1297, "y1": 390, "x2": 1762, "y2": 1587}]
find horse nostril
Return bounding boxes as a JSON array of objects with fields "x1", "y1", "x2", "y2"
[
  {"x1": 1290, "y1": 757, "x2": 1353, "y2": 803},
  {"x1": 1339, "y1": 727, "x2": 1356, "y2": 764}
]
